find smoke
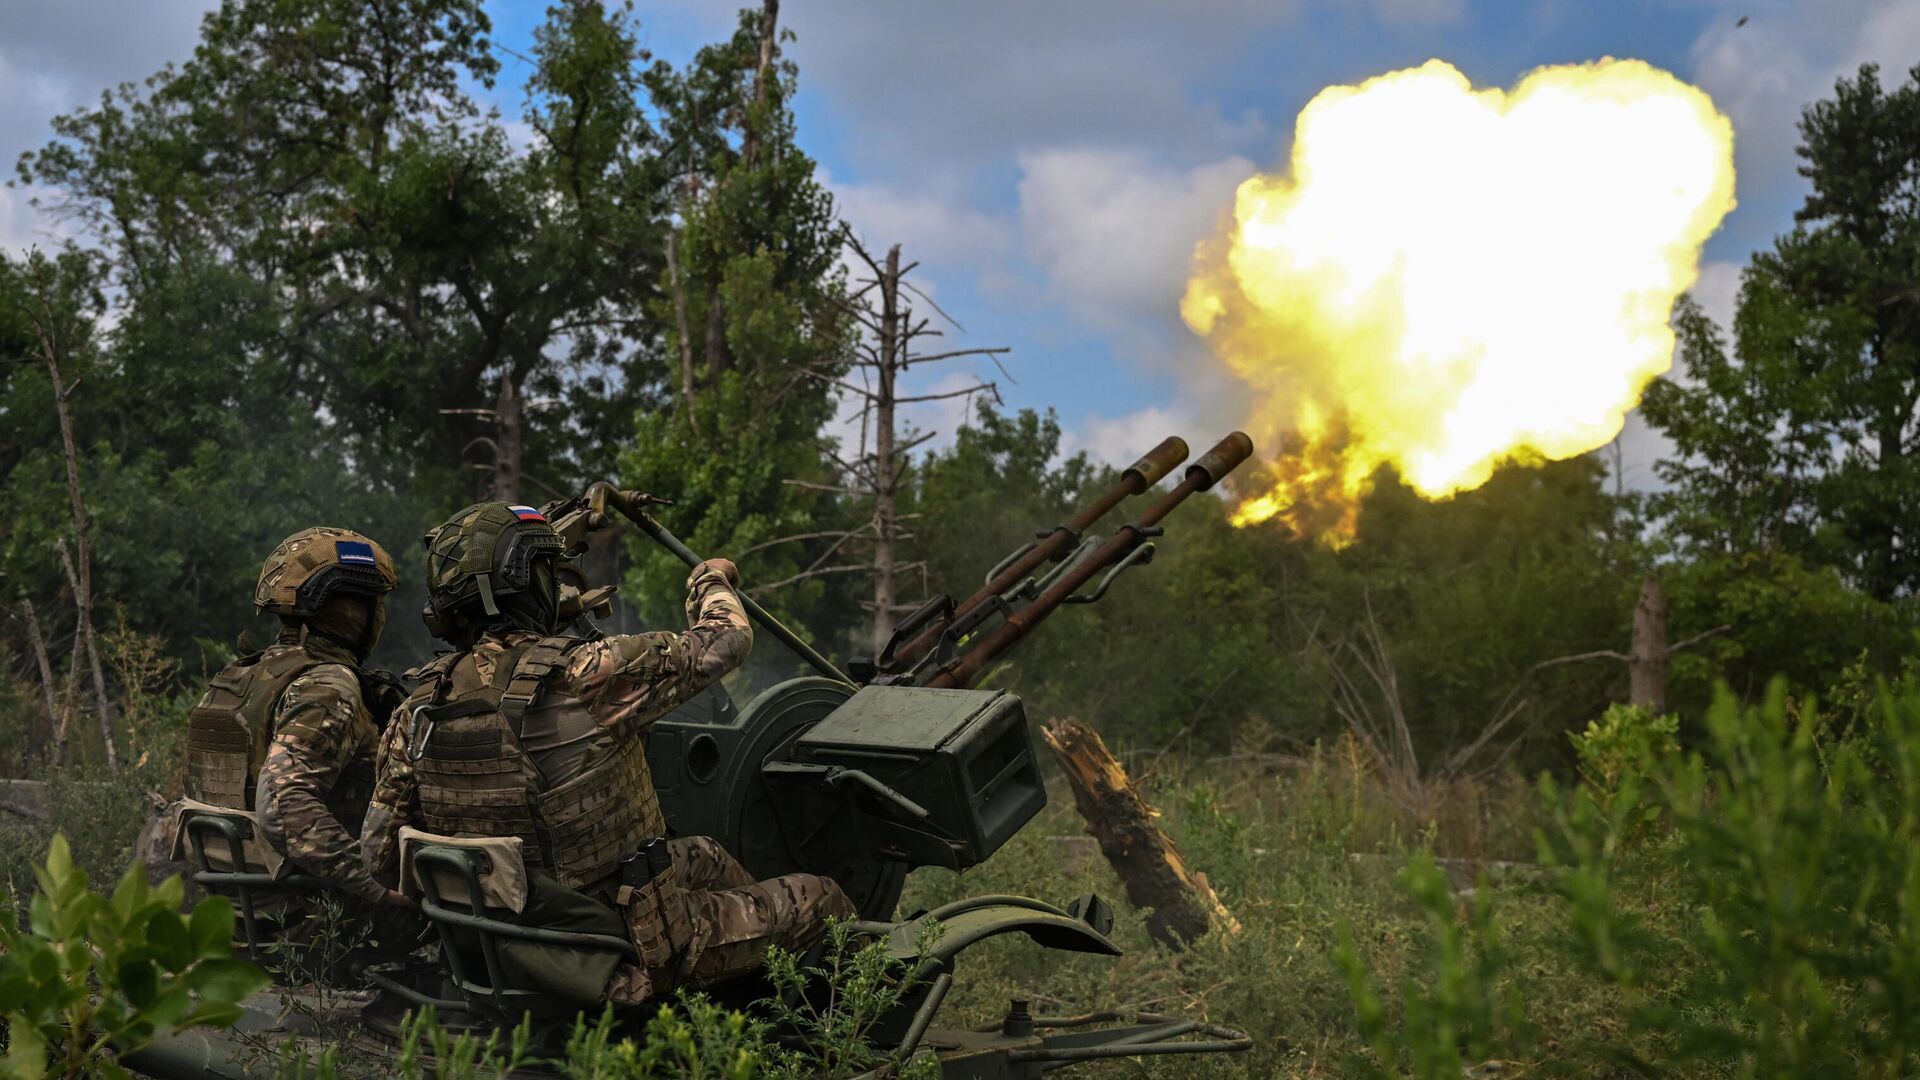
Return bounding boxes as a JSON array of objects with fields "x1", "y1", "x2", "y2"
[{"x1": 1183, "y1": 58, "x2": 1736, "y2": 540}]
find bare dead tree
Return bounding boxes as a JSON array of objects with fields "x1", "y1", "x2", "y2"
[
  {"x1": 55, "y1": 539, "x2": 117, "y2": 769},
  {"x1": 1531, "y1": 576, "x2": 1728, "y2": 713},
  {"x1": 748, "y1": 237, "x2": 1008, "y2": 654},
  {"x1": 29, "y1": 270, "x2": 117, "y2": 770},
  {"x1": 798, "y1": 237, "x2": 1007, "y2": 653},
  {"x1": 8, "y1": 600, "x2": 60, "y2": 764},
  {"x1": 1313, "y1": 597, "x2": 1531, "y2": 816}
]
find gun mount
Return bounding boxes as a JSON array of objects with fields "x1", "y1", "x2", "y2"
[
  {"x1": 598, "y1": 431, "x2": 1256, "y2": 918},
  {"x1": 133, "y1": 432, "x2": 1257, "y2": 1078}
]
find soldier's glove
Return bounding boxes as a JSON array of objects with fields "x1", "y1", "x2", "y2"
[{"x1": 698, "y1": 558, "x2": 740, "y2": 587}]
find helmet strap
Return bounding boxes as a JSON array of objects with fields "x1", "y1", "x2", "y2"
[{"x1": 477, "y1": 572, "x2": 501, "y2": 616}]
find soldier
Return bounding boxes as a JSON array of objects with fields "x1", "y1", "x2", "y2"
[
  {"x1": 361, "y1": 501, "x2": 854, "y2": 1005},
  {"x1": 184, "y1": 527, "x2": 411, "y2": 911}
]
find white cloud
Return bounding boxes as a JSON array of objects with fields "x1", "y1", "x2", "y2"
[
  {"x1": 1064, "y1": 405, "x2": 1197, "y2": 469},
  {"x1": 1016, "y1": 149, "x2": 1252, "y2": 331},
  {"x1": 1607, "y1": 409, "x2": 1676, "y2": 494},
  {"x1": 0, "y1": 182, "x2": 69, "y2": 257},
  {"x1": 1690, "y1": 259, "x2": 1743, "y2": 334},
  {"x1": 0, "y1": 0, "x2": 216, "y2": 254},
  {"x1": 825, "y1": 368, "x2": 1003, "y2": 470},
  {"x1": 828, "y1": 170, "x2": 1015, "y2": 279},
  {"x1": 1690, "y1": 0, "x2": 1920, "y2": 235},
  {"x1": 776, "y1": 1, "x2": 1291, "y2": 179}
]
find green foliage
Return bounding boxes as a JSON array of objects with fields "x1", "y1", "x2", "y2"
[
  {"x1": 269, "y1": 935, "x2": 943, "y2": 1080},
  {"x1": 1660, "y1": 550, "x2": 1912, "y2": 714},
  {"x1": 1644, "y1": 63, "x2": 1920, "y2": 601},
  {"x1": 391, "y1": 1006, "x2": 536, "y2": 1080},
  {"x1": 1547, "y1": 682, "x2": 1920, "y2": 1075},
  {"x1": 1568, "y1": 703, "x2": 1679, "y2": 793},
  {"x1": 761, "y1": 918, "x2": 944, "y2": 1079},
  {"x1": 1338, "y1": 678, "x2": 1920, "y2": 1077},
  {"x1": 1336, "y1": 857, "x2": 1530, "y2": 1078},
  {"x1": 562, "y1": 1000, "x2": 764, "y2": 1080},
  {"x1": 0, "y1": 834, "x2": 269, "y2": 1079},
  {"x1": 620, "y1": 5, "x2": 848, "y2": 646}
]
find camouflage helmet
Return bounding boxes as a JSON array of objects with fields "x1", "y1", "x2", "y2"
[
  {"x1": 421, "y1": 502, "x2": 566, "y2": 628},
  {"x1": 254, "y1": 527, "x2": 397, "y2": 618}
]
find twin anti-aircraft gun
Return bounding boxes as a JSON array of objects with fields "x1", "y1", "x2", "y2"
[{"x1": 146, "y1": 431, "x2": 1255, "y2": 1079}]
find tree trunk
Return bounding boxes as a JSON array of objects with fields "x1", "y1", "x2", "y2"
[
  {"x1": 1041, "y1": 717, "x2": 1241, "y2": 949},
  {"x1": 871, "y1": 244, "x2": 901, "y2": 654},
  {"x1": 666, "y1": 231, "x2": 702, "y2": 439},
  {"x1": 20, "y1": 599, "x2": 59, "y2": 765},
  {"x1": 701, "y1": 0, "x2": 776, "y2": 381},
  {"x1": 1628, "y1": 576, "x2": 1669, "y2": 712},
  {"x1": 57, "y1": 539, "x2": 117, "y2": 770},
  {"x1": 491, "y1": 373, "x2": 522, "y2": 502},
  {"x1": 42, "y1": 334, "x2": 117, "y2": 770},
  {"x1": 741, "y1": 0, "x2": 780, "y2": 170}
]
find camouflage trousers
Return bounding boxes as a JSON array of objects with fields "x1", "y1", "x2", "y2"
[{"x1": 605, "y1": 835, "x2": 855, "y2": 1004}]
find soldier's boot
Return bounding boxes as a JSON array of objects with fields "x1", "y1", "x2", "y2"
[{"x1": 684, "y1": 873, "x2": 858, "y2": 988}]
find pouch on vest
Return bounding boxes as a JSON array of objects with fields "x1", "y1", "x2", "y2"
[
  {"x1": 615, "y1": 839, "x2": 691, "y2": 970},
  {"x1": 185, "y1": 648, "x2": 312, "y2": 809}
]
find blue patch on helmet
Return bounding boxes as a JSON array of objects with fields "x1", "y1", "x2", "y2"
[{"x1": 336, "y1": 540, "x2": 378, "y2": 566}]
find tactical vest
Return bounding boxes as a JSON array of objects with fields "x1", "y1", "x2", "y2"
[
  {"x1": 185, "y1": 646, "x2": 317, "y2": 809},
  {"x1": 405, "y1": 636, "x2": 665, "y2": 893}
]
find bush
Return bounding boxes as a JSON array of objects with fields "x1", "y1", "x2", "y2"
[
  {"x1": 1348, "y1": 679, "x2": 1920, "y2": 1076},
  {"x1": 268, "y1": 923, "x2": 944, "y2": 1079},
  {"x1": 0, "y1": 833, "x2": 269, "y2": 1079}
]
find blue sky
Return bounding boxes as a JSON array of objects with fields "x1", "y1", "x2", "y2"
[{"x1": 4, "y1": 0, "x2": 1915, "y2": 483}]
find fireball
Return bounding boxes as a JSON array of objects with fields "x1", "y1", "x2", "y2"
[{"x1": 1183, "y1": 58, "x2": 1736, "y2": 539}]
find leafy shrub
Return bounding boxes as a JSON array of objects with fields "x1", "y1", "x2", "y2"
[
  {"x1": 1347, "y1": 680, "x2": 1920, "y2": 1077},
  {"x1": 761, "y1": 918, "x2": 943, "y2": 1079},
  {"x1": 0, "y1": 833, "x2": 268, "y2": 1079},
  {"x1": 268, "y1": 925, "x2": 941, "y2": 1079},
  {"x1": 1337, "y1": 856, "x2": 1530, "y2": 1079},
  {"x1": 561, "y1": 999, "x2": 765, "y2": 1079},
  {"x1": 1567, "y1": 702, "x2": 1679, "y2": 794}
]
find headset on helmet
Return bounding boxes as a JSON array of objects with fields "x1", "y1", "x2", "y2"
[
  {"x1": 254, "y1": 527, "x2": 396, "y2": 619},
  {"x1": 420, "y1": 502, "x2": 566, "y2": 637}
]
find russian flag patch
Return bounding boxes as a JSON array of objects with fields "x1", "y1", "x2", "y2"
[
  {"x1": 336, "y1": 540, "x2": 378, "y2": 566},
  {"x1": 509, "y1": 505, "x2": 547, "y2": 523}
]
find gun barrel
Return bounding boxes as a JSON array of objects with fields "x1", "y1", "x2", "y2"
[
  {"x1": 922, "y1": 431, "x2": 1253, "y2": 689},
  {"x1": 884, "y1": 435, "x2": 1189, "y2": 672}
]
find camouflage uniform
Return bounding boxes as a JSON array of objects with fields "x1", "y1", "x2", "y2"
[
  {"x1": 363, "y1": 503, "x2": 853, "y2": 1004},
  {"x1": 603, "y1": 836, "x2": 854, "y2": 1003},
  {"x1": 254, "y1": 639, "x2": 391, "y2": 903},
  {"x1": 184, "y1": 527, "x2": 399, "y2": 903}
]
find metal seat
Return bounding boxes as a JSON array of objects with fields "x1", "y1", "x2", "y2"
[
  {"x1": 402, "y1": 841, "x2": 637, "y2": 1027},
  {"x1": 178, "y1": 808, "x2": 321, "y2": 963}
]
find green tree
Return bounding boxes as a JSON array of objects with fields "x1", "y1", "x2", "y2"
[
  {"x1": 1643, "y1": 63, "x2": 1920, "y2": 600},
  {"x1": 620, "y1": 5, "x2": 848, "y2": 642}
]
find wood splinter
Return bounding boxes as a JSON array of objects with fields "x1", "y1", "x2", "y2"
[{"x1": 1042, "y1": 716, "x2": 1243, "y2": 949}]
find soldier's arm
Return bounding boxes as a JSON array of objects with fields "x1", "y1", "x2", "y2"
[
  {"x1": 570, "y1": 562, "x2": 752, "y2": 733},
  {"x1": 256, "y1": 667, "x2": 387, "y2": 904},
  {"x1": 360, "y1": 714, "x2": 418, "y2": 890}
]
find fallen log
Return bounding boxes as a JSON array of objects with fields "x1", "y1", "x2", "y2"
[{"x1": 1041, "y1": 717, "x2": 1242, "y2": 949}]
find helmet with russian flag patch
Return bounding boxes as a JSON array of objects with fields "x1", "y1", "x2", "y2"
[
  {"x1": 254, "y1": 527, "x2": 397, "y2": 617},
  {"x1": 420, "y1": 501, "x2": 566, "y2": 633}
]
